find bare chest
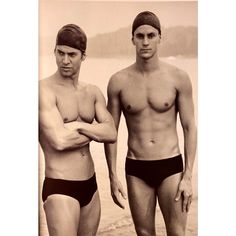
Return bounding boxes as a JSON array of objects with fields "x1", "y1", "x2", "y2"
[
  {"x1": 54, "y1": 86, "x2": 95, "y2": 123},
  {"x1": 120, "y1": 78, "x2": 177, "y2": 114}
]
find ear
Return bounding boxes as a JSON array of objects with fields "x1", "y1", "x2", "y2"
[
  {"x1": 157, "y1": 33, "x2": 161, "y2": 45},
  {"x1": 131, "y1": 36, "x2": 135, "y2": 45},
  {"x1": 81, "y1": 53, "x2": 86, "y2": 61}
]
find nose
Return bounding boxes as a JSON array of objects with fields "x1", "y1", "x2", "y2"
[
  {"x1": 62, "y1": 54, "x2": 70, "y2": 64},
  {"x1": 143, "y1": 36, "x2": 149, "y2": 46}
]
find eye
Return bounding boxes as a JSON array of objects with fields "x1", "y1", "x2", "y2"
[
  {"x1": 136, "y1": 33, "x2": 144, "y2": 39},
  {"x1": 148, "y1": 33, "x2": 156, "y2": 39},
  {"x1": 69, "y1": 53, "x2": 77, "y2": 57},
  {"x1": 58, "y1": 50, "x2": 64, "y2": 56}
]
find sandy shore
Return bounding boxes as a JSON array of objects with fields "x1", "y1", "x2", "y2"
[{"x1": 98, "y1": 199, "x2": 198, "y2": 236}]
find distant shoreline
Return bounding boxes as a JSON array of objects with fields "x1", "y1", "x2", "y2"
[{"x1": 86, "y1": 55, "x2": 197, "y2": 59}]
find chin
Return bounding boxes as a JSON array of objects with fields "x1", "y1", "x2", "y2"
[
  {"x1": 60, "y1": 71, "x2": 73, "y2": 77},
  {"x1": 141, "y1": 54, "x2": 153, "y2": 60}
]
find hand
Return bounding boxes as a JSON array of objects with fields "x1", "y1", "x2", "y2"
[
  {"x1": 175, "y1": 177, "x2": 193, "y2": 212},
  {"x1": 110, "y1": 178, "x2": 127, "y2": 209},
  {"x1": 64, "y1": 121, "x2": 82, "y2": 131}
]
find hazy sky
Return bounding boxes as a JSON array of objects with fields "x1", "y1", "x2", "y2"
[{"x1": 40, "y1": 0, "x2": 197, "y2": 38}]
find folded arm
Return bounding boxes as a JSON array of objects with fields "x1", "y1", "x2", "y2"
[
  {"x1": 39, "y1": 83, "x2": 91, "y2": 151},
  {"x1": 71, "y1": 85, "x2": 117, "y2": 143}
]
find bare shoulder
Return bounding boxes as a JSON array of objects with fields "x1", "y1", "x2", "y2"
[
  {"x1": 80, "y1": 81, "x2": 101, "y2": 93},
  {"x1": 39, "y1": 76, "x2": 55, "y2": 92},
  {"x1": 108, "y1": 64, "x2": 134, "y2": 92},
  {"x1": 161, "y1": 61, "x2": 192, "y2": 89},
  {"x1": 39, "y1": 76, "x2": 56, "y2": 106},
  {"x1": 81, "y1": 82, "x2": 105, "y2": 100}
]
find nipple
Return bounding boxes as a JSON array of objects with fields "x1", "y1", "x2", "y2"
[
  {"x1": 63, "y1": 118, "x2": 68, "y2": 122},
  {"x1": 164, "y1": 103, "x2": 169, "y2": 107},
  {"x1": 127, "y1": 105, "x2": 131, "y2": 110}
]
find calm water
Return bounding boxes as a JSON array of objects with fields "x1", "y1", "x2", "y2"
[{"x1": 39, "y1": 56, "x2": 198, "y2": 235}]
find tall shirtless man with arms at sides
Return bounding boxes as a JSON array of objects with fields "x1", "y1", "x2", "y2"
[
  {"x1": 39, "y1": 24, "x2": 117, "y2": 236},
  {"x1": 105, "y1": 11, "x2": 197, "y2": 236}
]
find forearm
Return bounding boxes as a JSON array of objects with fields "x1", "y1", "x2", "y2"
[
  {"x1": 104, "y1": 142, "x2": 119, "y2": 180},
  {"x1": 77, "y1": 121, "x2": 117, "y2": 143},
  {"x1": 60, "y1": 131, "x2": 91, "y2": 150},
  {"x1": 47, "y1": 126, "x2": 91, "y2": 151},
  {"x1": 183, "y1": 125, "x2": 197, "y2": 179}
]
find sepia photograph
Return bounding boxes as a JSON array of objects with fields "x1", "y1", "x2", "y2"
[
  {"x1": 4, "y1": 0, "x2": 236, "y2": 235},
  {"x1": 39, "y1": 1, "x2": 198, "y2": 235}
]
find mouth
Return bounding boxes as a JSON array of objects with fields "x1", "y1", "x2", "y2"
[
  {"x1": 61, "y1": 67, "x2": 72, "y2": 71},
  {"x1": 140, "y1": 49, "x2": 151, "y2": 52}
]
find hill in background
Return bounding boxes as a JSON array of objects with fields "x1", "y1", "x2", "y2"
[{"x1": 87, "y1": 25, "x2": 197, "y2": 58}]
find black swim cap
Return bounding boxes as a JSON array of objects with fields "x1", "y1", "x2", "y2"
[
  {"x1": 56, "y1": 24, "x2": 87, "y2": 53},
  {"x1": 132, "y1": 11, "x2": 161, "y2": 36}
]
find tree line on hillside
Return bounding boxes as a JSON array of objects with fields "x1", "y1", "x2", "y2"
[{"x1": 87, "y1": 26, "x2": 197, "y2": 58}]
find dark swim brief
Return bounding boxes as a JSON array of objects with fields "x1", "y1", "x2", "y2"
[
  {"x1": 125, "y1": 154, "x2": 183, "y2": 188},
  {"x1": 42, "y1": 173, "x2": 97, "y2": 207}
]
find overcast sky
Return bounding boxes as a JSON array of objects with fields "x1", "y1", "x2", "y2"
[{"x1": 40, "y1": 0, "x2": 197, "y2": 38}]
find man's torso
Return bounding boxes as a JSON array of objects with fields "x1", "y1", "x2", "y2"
[
  {"x1": 39, "y1": 77, "x2": 96, "y2": 180},
  {"x1": 116, "y1": 62, "x2": 182, "y2": 160}
]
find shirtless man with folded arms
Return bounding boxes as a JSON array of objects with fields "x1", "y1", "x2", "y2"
[
  {"x1": 39, "y1": 24, "x2": 117, "y2": 236},
  {"x1": 105, "y1": 11, "x2": 197, "y2": 236}
]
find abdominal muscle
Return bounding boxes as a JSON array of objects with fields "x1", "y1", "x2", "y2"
[
  {"x1": 43, "y1": 145, "x2": 95, "y2": 181},
  {"x1": 127, "y1": 133, "x2": 180, "y2": 160},
  {"x1": 126, "y1": 115, "x2": 181, "y2": 160}
]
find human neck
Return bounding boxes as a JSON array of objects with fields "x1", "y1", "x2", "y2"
[
  {"x1": 135, "y1": 55, "x2": 160, "y2": 73},
  {"x1": 55, "y1": 71, "x2": 80, "y2": 88}
]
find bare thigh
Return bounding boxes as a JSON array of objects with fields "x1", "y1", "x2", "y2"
[
  {"x1": 126, "y1": 175, "x2": 157, "y2": 236},
  {"x1": 157, "y1": 173, "x2": 187, "y2": 236},
  {"x1": 43, "y1": 194, "x2": 80, "y2": 236},
  {"x1": 77, "y1": 190, "x2": 101, "y2": 236}
]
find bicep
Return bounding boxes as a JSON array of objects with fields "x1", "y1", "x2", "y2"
[
  {"x1": 39, "y1": 87, "x2": 64, "y2": 139},
  {"x1": 94, "y1": 88, "x2": 115, "y2": 124},
  {"x1": 106, "y1": 80, "x2": 122, "y2": 127},
  {"x1": 39, "y1": 104, "x2": 64, "y2": 133},
  {"x1": 177, "y1": 76, "x2": 195, "y2": 127}
]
